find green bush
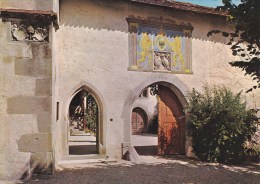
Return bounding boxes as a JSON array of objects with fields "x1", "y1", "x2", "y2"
[{"x1": 187, "y1": 86, "x2": 259, "y2": 163}]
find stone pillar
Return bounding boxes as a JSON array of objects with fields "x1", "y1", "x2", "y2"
[{"x1": 0, "y1": 9, "x2": 57, "y2": 180}]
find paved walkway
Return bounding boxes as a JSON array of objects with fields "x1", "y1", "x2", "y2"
[
  {"x1": 21, "y1": 134, "x2": 260, "y2": 183},
  {"x1": 26, "y1": 156, "x2": 260, "y2": 184}
]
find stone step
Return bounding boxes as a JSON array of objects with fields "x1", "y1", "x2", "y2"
[
  {"x1": 61, "y1": 154, "x2": 106, "y2": 160},
  {"x1": 57, "y1": 157, "x2": 117, "y2": 170},
  {"x1": 58, "y1": 158, "x2": 116, "y2": 165}
]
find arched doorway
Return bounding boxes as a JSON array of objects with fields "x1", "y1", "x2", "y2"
[
  {"x1": 68, "y1": 89, "x2": 99, "y2": 155},
  {"x1": 131, "y1": 83, "x2": 186, "y2": 155},
  {"x1": 131, "y1": 107, "x2": 148, "y2": 134}
]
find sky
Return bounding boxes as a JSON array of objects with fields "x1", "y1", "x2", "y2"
[{"x1": 176, "y1": 0, "x2": 241, "y2": 7}]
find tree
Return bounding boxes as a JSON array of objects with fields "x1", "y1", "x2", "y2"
[
  {"x1": 208, "y1": 0, "x2": 260, "y2": 92},
  {"x1": 187, "y1": 86, "x2": 259, "y2": 163}
]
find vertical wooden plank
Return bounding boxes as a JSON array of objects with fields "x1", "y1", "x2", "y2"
[{"x1": 158, "y1": 85, "x2": 185, "y2": 155}]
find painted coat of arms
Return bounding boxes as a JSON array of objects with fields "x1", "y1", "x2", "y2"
[{"x1": 129, "y1": 22, "x2": 192, "y2": 74}]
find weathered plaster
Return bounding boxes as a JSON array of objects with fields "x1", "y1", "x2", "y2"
[
  {"x1": 0, "y1": 0, "x2": 53, "y2": 11},
  {"x1": 17, "y1": 133, "x2": 52, "y2": 152},
  {"x1": 56, "y1": 0, "x2": 260, "y2": 165},
  {"x1": 37, "y1": 114, "x2": 52, "y2": 133},
  {"x1": 7, "y1": 97, "x2": 51, "y2": 114},
  {"x1": 35, "y1": 78, "x2": 52, "y2": 96},
  {"x1": 15, "y1": 58, "x2": 52, "y2": 77},
  {"x1": 0, "y1": 17, "x2": 54, "y2": 180}
]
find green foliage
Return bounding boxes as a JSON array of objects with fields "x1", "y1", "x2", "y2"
[
  {"x1": 208, "y1": 0, "x2": 260, "y2": 92},
  {"x1": 187, "y1": 86, "x2": 259, "y2": 163},
  {"x1": 85, "y1": 95, "x2": 98, "y2": 135}
]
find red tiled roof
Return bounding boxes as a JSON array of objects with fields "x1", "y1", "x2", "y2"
[{"x1": 129, "y1": 0, "x2": 228, "y2": 16}]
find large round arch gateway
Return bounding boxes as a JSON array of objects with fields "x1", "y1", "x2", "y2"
[{"x1": 131, "y1": 82, "x2": 187, "y2": 155}]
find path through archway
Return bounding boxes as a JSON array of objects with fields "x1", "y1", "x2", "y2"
[
  {"x1": 68, "y1": 89, "x2": 99, "y2": 155},
  {"x1": 131, "y1": 83, "x2": 186, "y2": 156}
]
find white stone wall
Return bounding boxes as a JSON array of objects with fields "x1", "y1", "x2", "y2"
[
  {"x1": 0, "y1": 20, "x2": 53, "y2": 180},
  {"x1": 132, "y1": 88, "x2": 158, "y2": 130},
  {"x1": 0, "y1": 0, "x2": 53, "y2": 11},
  {"x1": 56, "y1": 0, "x2": 260, "y2": 164}
]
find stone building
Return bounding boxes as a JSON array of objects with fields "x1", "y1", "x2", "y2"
[{"x1": 0, "y1": 0, "x2": 259, "y2": 181}]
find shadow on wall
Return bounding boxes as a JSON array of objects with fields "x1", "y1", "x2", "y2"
[
  {"x1": 20, "y1": 155, "x2": 53, "y2": 181},
  {"x1": 16, "y1": 134, "x2": 53, "y2": 180},
  {"x1": 59, "y1": 0, "x2": 231, "y2": 43}
]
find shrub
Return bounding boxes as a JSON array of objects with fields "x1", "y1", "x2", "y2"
[{"x1": 187, "y1": 86, "x2": 259, "y2": 163}]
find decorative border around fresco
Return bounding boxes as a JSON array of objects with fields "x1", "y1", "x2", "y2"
[{"x1": 127, "y1": 17, "x2": 193, "y2": 74}]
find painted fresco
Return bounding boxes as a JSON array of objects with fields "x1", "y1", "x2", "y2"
[{"x1": 130, "y1": 24, "x2": 192, "y2": 74}]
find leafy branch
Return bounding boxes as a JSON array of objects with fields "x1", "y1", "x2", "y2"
[{"x1": 208, "y1": 0, "x2": 260, "y2": 92}]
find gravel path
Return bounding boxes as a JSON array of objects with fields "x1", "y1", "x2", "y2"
[{"x1": 26, "y1": 156, "x2": 260, "y2": 184}]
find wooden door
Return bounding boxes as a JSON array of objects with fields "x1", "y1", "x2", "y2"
[{"x1": 158, "y1": 85, "x2": 185, "y2": 155}]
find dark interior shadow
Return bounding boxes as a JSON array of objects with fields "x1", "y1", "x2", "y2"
[
  {"x1": 134, "y1": 133, "x2": 157, "y2": 137},
  {"x1": 134, "y1": 145, "x2": 158, "y2": 155},
  {"x1": 69, "y1": 145, "x2": 97, "y2": 155}
]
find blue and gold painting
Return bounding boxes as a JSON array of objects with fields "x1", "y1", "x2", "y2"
[{"x1": 133, "y1": 25, "x2": 192, "y2": 74}]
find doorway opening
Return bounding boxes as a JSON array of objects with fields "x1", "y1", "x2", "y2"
[
  {"x1": 131, "y1": 83, "x2": 185, "y2": 156},
  {"x1": 68, "y1": 89, "x2": 99, "y2": 155},
  {"x1": 132, "y1": 107, "x2": 148, "y2": 134}
]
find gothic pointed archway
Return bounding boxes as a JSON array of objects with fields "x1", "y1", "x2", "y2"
[{"x1": 68, "y1": 89, "x2": 99, "y2": 155}]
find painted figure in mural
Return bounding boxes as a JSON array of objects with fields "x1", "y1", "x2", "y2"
[
  {"x1": 169, "y1": 37, "x2": 185, "y2": 69},
  {"x1": 135, "y1": 26, "x2": 190, "y2": 73},
  {"x1": 137, "y1": 32, "x2": 153, "y2": 66}
]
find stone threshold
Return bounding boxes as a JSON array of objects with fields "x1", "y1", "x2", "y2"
[
  {"x1": 57, "y1": 155, "x2": 117, "y2": 170},
  {"x1": 61, "y1": 154, "x2": 106, "y2": 160},
  {"x1": 0, "y1": 180, "x2": 23, "y2": 184}
]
